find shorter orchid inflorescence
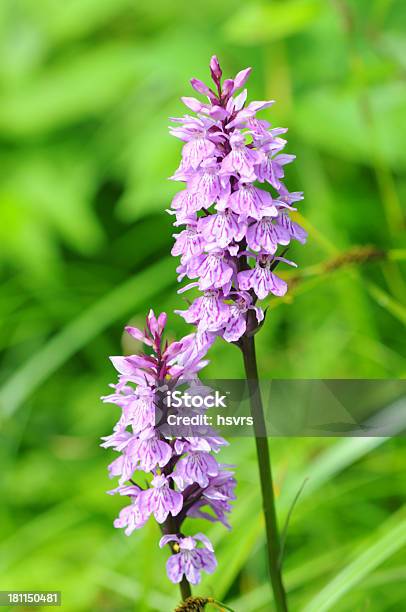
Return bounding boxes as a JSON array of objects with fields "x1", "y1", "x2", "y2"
[
  {"x1": 101, "y1": 310, "x2": 235, "y2": 586},
  {"x1": 169, "y1": 55, "x2": 306, "y2": 352}
]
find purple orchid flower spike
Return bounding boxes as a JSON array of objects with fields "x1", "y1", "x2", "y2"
[
  {"x1": 168, "y1": 56, "x2": 306, "y2": 356},
  {"x1": 102, "y1": 309, "x2": 236, "y2": 597}
]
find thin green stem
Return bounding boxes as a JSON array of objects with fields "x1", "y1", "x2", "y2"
[
  {"x1": 211, "y1": 600, "x2": 236, "y2": 611},
  {"x1": 179, "y1": 576, "x2": 192, "y2": 601},
  {"x1": 240, "y1": 334, "x2": 288, "y2": 612}
]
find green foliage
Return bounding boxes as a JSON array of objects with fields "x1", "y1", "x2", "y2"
[
  {"x1": 0, "y1": 0, "x2": 405, "y2": 610},
  {"x1": 303, "y1": 507, "x2": 406, "y2": 611},
  {"x1": 224, "y1": 0, "x2": 324, "y2": 45}
]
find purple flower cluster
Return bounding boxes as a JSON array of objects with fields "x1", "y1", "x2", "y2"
[
  {"x1": 169, "y1": 56, "x2": 306, "y2": 347},
  {"x1": 101, "y1": 310, "x2": 235, "y2": 585}
]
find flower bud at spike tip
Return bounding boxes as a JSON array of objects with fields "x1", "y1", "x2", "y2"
[{"x1": 210, "y1": 55, "x2": 222, "y2": 83}]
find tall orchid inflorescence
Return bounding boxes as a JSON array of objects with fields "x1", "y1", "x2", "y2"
[
  {"x1": 170, "y1": 56, "x2": 306, "y2": 350},
  {"x1": 102, "y1": 310, "x2": 235, "y2": 586}
]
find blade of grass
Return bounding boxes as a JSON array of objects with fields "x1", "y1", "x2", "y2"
[
  {"x1": 278, "y1": 478, "x2": 308, "y2": 567},
  {"x1": 364, "y1": 279, "x2": 406, "y2": 325},
  {"x1": 302, "y1": 507, "x2": 406, "y2": 612}
]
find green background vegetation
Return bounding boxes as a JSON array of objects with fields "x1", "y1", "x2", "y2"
[{"x1": 0, "y1": 0, "x2": 405, "y2": 610}]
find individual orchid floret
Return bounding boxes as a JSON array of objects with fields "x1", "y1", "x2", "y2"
[
  {"x1": 171, "y1": 223, "x2": 205, "y2": 264},
  {"x1": 113, "y1": 488, "x2": 148, "y2": 535},
  {"x1": 175, "y1": 290, "x2": 230, "y2": 333},
  {"x1": 142, "y1": 474, "x2": 183, "y2": 523},
  {"x1": 223, "y1": 291, "x2": 264, "y2": 342},
  {"x1": 246, "y1": 216, "x2": 290, "y2": 254},
  {"x1": 159, "y1": 534, "x2": 217, "y2": 585},
  {"x1": 187, "y1": 469, "x2": 237, "y2": 529},
  {"x1": 226, "y1": 181, "x2": 278, "y2": 220},
  {"x1": 193, "y1": 250, "x2": 234, "y2": 292},
  {"x1": 198, "y1": 209, "x2": 246, "y2": 249},
  {"x1": 173, "y1": 451, "x2": 219, "y2": 489},
  {"x1": 238, "y1": 255, "x2": 289, "y2": 300},
  {"x1": 221, "y1": 131, "x2": 260, "y2": 180}
]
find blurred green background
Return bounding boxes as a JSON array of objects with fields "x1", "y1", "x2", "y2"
[{"x1": 0, "y1": 0, "x2": 405, "y2": 610}]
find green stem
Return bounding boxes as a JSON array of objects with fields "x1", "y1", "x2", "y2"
[
  {"x1": 212, "y1": 600, "x2": 236, "y2": 611},
  {"x1": 179, "y1": 576, "x2": 192, "y2": 600},
  {"x1": 240, "y1": 334, "x2": 288, "y2": 612}
]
